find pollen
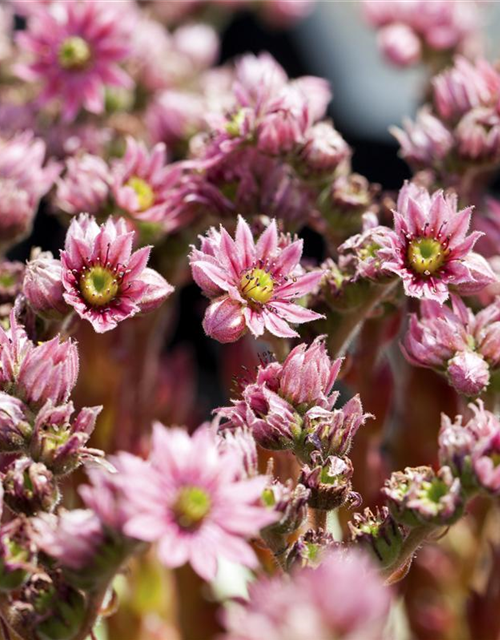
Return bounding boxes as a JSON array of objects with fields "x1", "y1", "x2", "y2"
[
  {"x1": 79, "y1": 266, "x2": 119, "y2": 307},
  {"x1": 240, "y1": 268, "x2": 275, "y2": 305},
  {"x1": 407, "y1": 238, "x2": 447, "y2": 276},
  {"x1": 58, "y1": 36, "x2": 92, "y2": 71}
]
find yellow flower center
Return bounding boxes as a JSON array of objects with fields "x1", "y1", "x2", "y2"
[
  {"x1": 173, "y1": 486, "x2": 211, "y2": 530},
  {"x1": 58, "y1": 36, "x2": 92, "y2": 71},
  {"x1": 126, "y1": 176, "x2": 155, "y2": 212},
  {"x1": 240, "y1": 268, "x2": 275, "y2": 305},
  {"x1": 79, "y1": 266, "x2": 119, "y2": 307},
  {"x1": 407, "y1": 238, "x2": 447, "y2": 276}
]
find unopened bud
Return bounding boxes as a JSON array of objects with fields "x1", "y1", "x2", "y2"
[{"x1": 3, "y1": 458, "x2": 59, "y2": 516}]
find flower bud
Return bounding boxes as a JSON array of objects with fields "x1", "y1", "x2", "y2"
[
  {"x1": 299, "y1": 454, "x2": 358, "y2": 511},
  {"x1": 0, "y1": 392, "x2": 32, "y2": 452},
  {"x1": 137, "y1": 267, "x2": 174, "y2": 314},
  {"x1": 472, "y1": 431, "x2": 500, "y2": 496},
  {"x1": 17, "y1": 337, "x2": 79, "y2": 407},
  {"x1": 23, "y1": 250, "x2": 68, "y2": 320},
  {"x1": 31, "y1": 401, "x2": 102, "y2": 476},
  {"x1": 203, "y1": 297, "x2": 247, "y2": 344},
  {"x1": 262, "y1": 481, "x2": 310, "y2": 535},
  {"x1": 286, "y1": 528, "x2": 339, "y2": 570},
  {"x1": 3, "y1": 458, "x2": 59, "y2": 516},
  {"x1": 382, "y1": 465, "x2": 464, "y2": 527},
  {"x1": 299, "y1": 122, "x2": 351, "y2": 176},
  {"x1": 11, "y1": 572, "x2": 86, "y2": 640},
  {"x1": 0, "y1": 518, "x2": 35, "y2": 591},
  {"x1": 447, "y1": 351, "x2": 490, "y2": 397},
  {"x1": 378, "y1": 23, "x2": 422, "y2": 67},
  {"x1": 303, "y1": 398, "x2": 371, "y2": 460},
  {"x1": 348, "y1": 506, "x2": 404, "y2": 569}
]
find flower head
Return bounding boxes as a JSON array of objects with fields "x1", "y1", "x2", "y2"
[
  {"x1": 16, "y1": 0, "x2": 134, "y2": 120},
  {"x1": 190, "y1": 216, "x2": 324, "y2": 342},
  {"x1": 60, "y1": 214, "x2": 173, "y2": 333},
  {"x1": 378, "y1": 183, "x2": 494, "y2": 304},
  {"x1": 403, "y1": 295, "x2": 500, "y2": 396},
  {"x1": 112, "y1": 137, "x2": 182, "y2": 228},
  {"x1": 382, "y1": 465, "x2": 463, "y2": 527},
  {"x1": 119, "y1": 424, "x2": 276, "y2": 580},
  {"x1": 222, "y1": 548, "x2": 391, "y2": 640}
]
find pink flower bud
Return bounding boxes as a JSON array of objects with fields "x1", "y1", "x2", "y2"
[
  {"x1": 203, "y1": 297, "x2": 247, "y2": 344},
  {"x1": 447, "y1": 351, "x2": 490, "y2": 397},
  {"x1": 23, "y1": 251, "x2": 68, "y2": 320},
  {"x1": 299, "y1": 122, "x2": 351, "y2": 175},
  {"x1": 17, "y1": 337, "x2": 79, "y2": 407},
  {"x1": 3, "y1": 458, "x2": 59, "y2": 516},
  {"x1": 378, "y1": 24, "x2": 422, "y2": 67}
]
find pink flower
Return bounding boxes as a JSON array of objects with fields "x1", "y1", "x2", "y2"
[
  {"x1": 16, "y1": 0, "x2": 134, "y2": 121},
  {"x1": 32, "y1": 510, "x2": 104, "y2": 571},
  {"x1": 222, "y1": 548, "x2": 391, "y2": 640},
  {"x1": 111, "y1": 137, "x2": 182, "y2": 227},
  {"x1": 378, "y1": 183, "x2": 495, "y2": 304},
  {"x1": 189, "y1": 217, "x2": 324, "y2": 342},
  {"x1": 403, "y1": 294, "x2": 500, "y2": 396},
  {"x1": 56, "y1": 153, "x2": 112, "y2": 216},
  {"x1": 60, "y1": 214, "x2": 173, "y2": 333},
  {"x1": 432, "y1": 57, "x2": 500, "y2": 123},
  {"x1": 119, "y1": 424, "x2": 276, "y2": 580}
]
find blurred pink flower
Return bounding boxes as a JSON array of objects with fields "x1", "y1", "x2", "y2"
[
  {"x1": 16, "y1": 0, "x2": 134, "y2": 120},
  {"x1": 190, "y1": 217, "x2": 323, "y2": 342},
  {"x1": 222, "y1": 548, "x2": 391, "y2": 640},
  {"x1": 120, "y1": 424, "x2": 276, "y2": 580}
]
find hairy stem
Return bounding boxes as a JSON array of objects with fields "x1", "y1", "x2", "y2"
[
  {"x1": 309, "y1": 507, "x2": 327, "y2": 531},
  {"x1": 381, "y1": 524, "x2": 439, "y2": 584},
  {"x1": 326, "y1": 279, "x2": 399, "y2": 358}
]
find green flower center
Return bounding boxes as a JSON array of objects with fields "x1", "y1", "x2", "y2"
[
  {"x1": 240, "y1": 268, "x2": 275, "y2": 305},
  {"x1": 408, "y1": 238, "x2": 447, "y2": 276},
  {"x1": 58, "y1": 36, "x2": 92, "y2": 71},
  {"x1": 173, "y1": 486, "x2": 211, "y2": 530},
  {"x1": 125, "y1": 176, "x2": 155, "y2": 212},
  {"x1": 418, "y1": 479, "x2": 448, "y2": 512},
  {"x1": 79, "y1": 266, "x2": 119, "y2": 307}
]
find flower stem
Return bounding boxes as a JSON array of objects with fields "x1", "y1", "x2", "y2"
[
  {"x1": 381, "y1": 524, "x2": 439, "y2": 584},
  {"x1": 309, "y1": 507, "x2": 327, "y2": 531},
  {"x1": 326, "y1": 279, "x2": 399, "y2": 358}
]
